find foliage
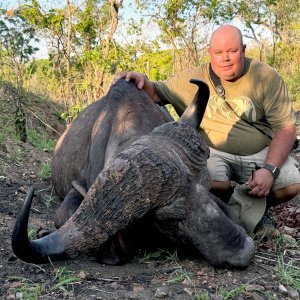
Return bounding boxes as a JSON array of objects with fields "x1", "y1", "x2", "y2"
[
  {"x1": 60, "y1": 102, "x2": 88, "y2": 123},
  {"x1": 140, "y1": 248, "x2": 179, "y2": 264},
  {"x1": 41, "y1": 191, "x2": 57, "y2": 209},
  {"x1": 37, "y1": 162, "x2": 51, "y2": 179},
  {"x1": 0, "y1": 8, "x2": 39, "y2": 87},
  {"x1": 0, "y1": 115, "x2": 15, "y2": 143},
  {"x1": 0, "y1": 8, "x2": 39, "y2": 142},
  {"x1": 216, "y1": 284, "x2": 247, "y2": 299},
  {"x1": 49, "y1": 266, "x2": 80, "y2": 293},
  {"x1": 195, "y1": 290, "x2": 210, "y2": 300},
  {"x1": 134, "y1": 0, "x2": 212, "y2": 67},
  {"x1": 9, "y1": 265, "x2": 80, "y2": 299},
  {"x1": 10, "y1": 147, "x2": 27, "y2": 163},
  {"x1": 167, "y1": 267, "x2": 193, "y2": 284},
  {"x1": 284, "y1": 71, "x2": 300, "y2": 104},
  {"x1": 28, "y1": 227, "x2": 37, "y2": 240},
  {"x1": 27, "y1": 128, "x2": 56, "y2": 152},
  {"x1": 278, "y1": 255, "x2": 300, "y2": 291},
  {"x1": 9, "y1": 276, "x2": 44, "y2": 300}
]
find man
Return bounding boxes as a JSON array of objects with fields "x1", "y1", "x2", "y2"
[{"x1": 114, "y1": 25, "x2": 300, "y2": 233}]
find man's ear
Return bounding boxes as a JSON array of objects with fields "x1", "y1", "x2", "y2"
[{"x1": 243, "y1": 44, "x2": 246, "y2": 52}]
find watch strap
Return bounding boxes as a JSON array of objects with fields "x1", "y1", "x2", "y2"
[{"x1": 262, "y1": 164, "x2": 280, "y2": 178}]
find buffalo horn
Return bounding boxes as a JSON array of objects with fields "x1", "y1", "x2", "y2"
[
  {"x1": 12, "y1": 186, "x2": 67, "y2": 263},
  {"x1": 179, "y1": 79, "x2": 210, "y2": 129}
]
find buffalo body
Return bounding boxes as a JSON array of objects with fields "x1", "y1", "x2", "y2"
[{"x1": 12, "y1": 79, "x2": 255, "y2": 267}]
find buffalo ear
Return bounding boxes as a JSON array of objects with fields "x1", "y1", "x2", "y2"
[{"x1": 179, "y1": 79, "x2": 209, "y2": 129}]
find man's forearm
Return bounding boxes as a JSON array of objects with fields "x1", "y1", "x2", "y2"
[
  {"x1": 143, "y1": 77, "x2": 161, "y2": 104},
  {"x1": 265, "y1": 124, "x2": 296, "y2": 168}
]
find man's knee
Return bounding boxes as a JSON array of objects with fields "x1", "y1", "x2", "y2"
[
  {"x1": 211, "y1": 180, "x2": 231, "y2": 191},
  {"x1": 210, "y1": 180, "x2": 233, "y2": 203},
  {"x1": 268, "y1": 183, "x2": 300, "y2": 207}
]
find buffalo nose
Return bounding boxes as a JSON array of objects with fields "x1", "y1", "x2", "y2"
[{"x1": 233, "y1": 236, "x2": 255, "y2": 268}]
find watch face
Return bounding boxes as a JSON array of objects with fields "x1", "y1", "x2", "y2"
[
  {"x1": 273, "y1": 167, "x2": 280, "y2": 177},
  {"x1": 263, "y1": 164, "x2": 280, "y2": 178}
]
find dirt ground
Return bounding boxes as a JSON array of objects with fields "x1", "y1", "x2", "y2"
[{"x1": 0, "y1": 88, "x2": 299, "y2": 300}]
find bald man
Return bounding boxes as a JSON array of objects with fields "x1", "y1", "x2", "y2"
[{"x1": 114, "y1": 25, "x2": 300, "y2": 233}]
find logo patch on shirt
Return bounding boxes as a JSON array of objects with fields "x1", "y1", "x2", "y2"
[{"x1": 206, "y1": 95, "x2": 256, "y2": 122}]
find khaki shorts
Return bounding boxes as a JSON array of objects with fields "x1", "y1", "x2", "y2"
[{"x1": 207, "y1": 147, "x2": 300, "y2": 191}]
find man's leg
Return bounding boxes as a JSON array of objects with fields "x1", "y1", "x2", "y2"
[
  {"x1": 207, "y1": 147, "x2": 300, "y2": 233},
  {"x1": 206, "y1": 148, "x2": 235, "y2": 202},
  {"x1": 265, "y1": 152, "x2": 300, "y2": 208},
  {"x1": 267, "y1": 183, "x2": 300, "y2": 208},
  {"x1": 210, "y1": 180, "x2": 233, "y2": 203}
]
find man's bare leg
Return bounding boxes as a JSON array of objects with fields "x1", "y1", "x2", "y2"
[
  {"x1": 267, "y1": 183, "x2": 300, "y2": 208},
  {"x1": 210, "y1": 180, "x2": 233, "y2": 203}
]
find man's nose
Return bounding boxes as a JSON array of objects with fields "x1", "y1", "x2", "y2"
[{"x1": 221, "y1": 52, "x2": 230, "y2": 60}]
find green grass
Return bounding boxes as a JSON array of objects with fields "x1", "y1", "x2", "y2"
[
  {"x1": 10, "y1": 147, "x2": 28, "y2": 164},
  {"x1": 9, "y1": 265, "x2": 80, "y2": 299},
  {"x1": 272, "y1": 235, "x2": 299, "y2": 251},
  {"x1": 37, "y1": 162, "x2": 51, "y2": 179},
  {"x1": 167, "y1": 267, "x2": 193, "y2": 284},
  {"x1": 42, "y1": 192, "x2": 56, "y2": 208},
  {"x1": 140, "y1": 248, "x2": 194, "y2": 285},
  {"x1": 49, "y1": 266, "x2": 80, "y2": 294},
  {"x1": 8, "y1": 276, "x2": 44, "y2": 300},
  {"x1": 214, "y1": 284, "x2": 248, "y2": 300},
  {"x1": 27, "y1": 128, "x2": 56, "y2": 152},
  {"x1": 278, "y1": 255, "x2": 300, "y2": 292},
  {"x1": 195, "y1": 290, "x2": 210, "y2": 300},
  {"x1": 28, "y1": 227, "x2": 37, "y2": 240},
  {"x1": 0, "y1": 119, "x2": 57, "y2": 152},
  {"x1": 0, "y1": 118, "x2": 16, "y2": 143},
  {"x1": 140, "y1": 248, "x2": 178, "y2": 264}
]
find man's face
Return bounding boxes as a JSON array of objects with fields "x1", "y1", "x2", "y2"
[{"x1": 209, "y1": 30, "x2": 245, "y2": 82}]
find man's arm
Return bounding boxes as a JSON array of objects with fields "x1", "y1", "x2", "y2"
[
  {"x1": 246, "y1": 124, "x2": 297, "y2": 197},
  {"x1": 265, "y1": 124, "x2": 296, "y2": 167}
]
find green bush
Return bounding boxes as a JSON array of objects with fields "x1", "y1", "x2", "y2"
[{"x1": 283, "y1": 71, "x2": 300, "y2": 108}]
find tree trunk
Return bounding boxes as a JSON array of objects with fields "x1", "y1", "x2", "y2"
[
  {"x1": 66, "y1": 0, "x2": 74, "y2": 105},
  {"x1": 96, "y1": 0, "x2": 123, "y2": 98}
]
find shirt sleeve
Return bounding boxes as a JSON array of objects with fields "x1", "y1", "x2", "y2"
[
  {"x1": 262, "y1": 67, "x2": 296, "y2": 129},
  {"x1": 153, "y1": 66, "x2": 208, "y2": 116}
]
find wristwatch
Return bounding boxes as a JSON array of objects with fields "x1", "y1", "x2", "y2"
[{"x1": 262, "y1": 164, "x2": 280, "y2": 178}]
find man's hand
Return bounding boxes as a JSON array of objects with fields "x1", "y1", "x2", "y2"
[
  {"x1": 112, "y1": 71, "x2": 146, "y2": 90},
  {"x1": 112, "y1": 71, "x2": 160, "y2": 103},
  {"x1": 246, "y1": 168, "x2": 274, "y2": 197}
]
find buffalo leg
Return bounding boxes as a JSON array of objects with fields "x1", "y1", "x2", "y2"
[
  {"x1": 96, "y1": 230, "x2": 134, "y2": 265},
  {"x1": 54, "y1": 188, "x2": 84, "y2": 228}
]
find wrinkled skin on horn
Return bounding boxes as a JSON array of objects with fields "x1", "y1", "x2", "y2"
[{"x1": 12, "y1": 79, "x2": 255, "y2": 267}]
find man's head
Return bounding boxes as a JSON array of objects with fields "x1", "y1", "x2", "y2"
[{"x1": 209, "y1": 25, "x2": 246, "y2": 82}]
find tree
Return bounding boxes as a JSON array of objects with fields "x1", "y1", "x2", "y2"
[
  {"x1": 20, "y1": 0, "x2": 124, "y2": 104},
  {"x1": 133, "y1": 0, "x2": 213, "y2": 69},
  {"x1": 0, "y1": 8, "x2": 39, "y2": 142}
]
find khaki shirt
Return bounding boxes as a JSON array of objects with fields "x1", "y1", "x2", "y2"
[{"x1": 154, "y1": 57, "x2": 296, "y2": 155}]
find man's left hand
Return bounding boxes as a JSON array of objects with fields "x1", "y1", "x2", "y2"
[{"x1": 246, "y1": 168, "x2": 274, "y2": 197}]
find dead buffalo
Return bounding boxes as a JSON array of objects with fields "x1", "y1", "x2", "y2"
[{"x1": 12, "y1": 79, "x2": 255, "y2": 268}]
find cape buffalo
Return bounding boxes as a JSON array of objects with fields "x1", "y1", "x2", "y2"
[{"x1": 12, "y1": 79, "x2": 255, "y2": 268}]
